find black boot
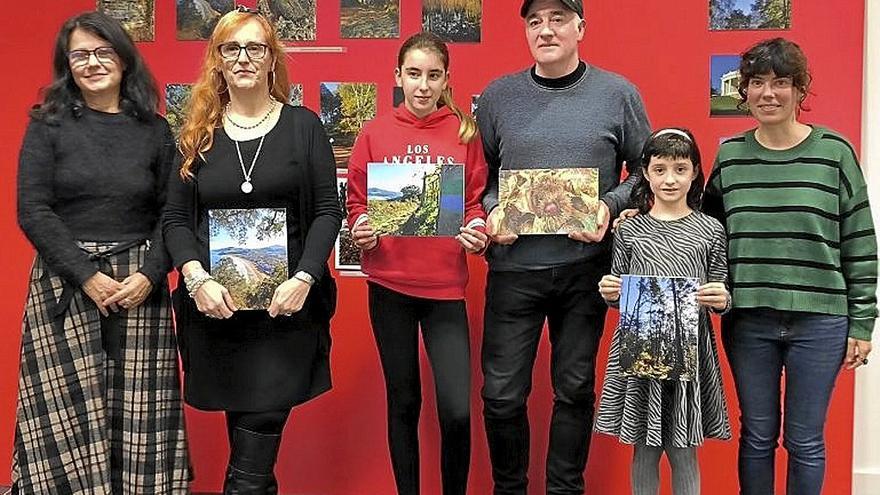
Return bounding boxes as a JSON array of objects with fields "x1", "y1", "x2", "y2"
[{"x1": 223, "y1": 427, "x2": 282, "y2": 494}]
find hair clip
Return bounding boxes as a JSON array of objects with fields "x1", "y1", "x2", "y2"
[{"x1": 235, "y1": 5, "x2": 259, "y2": 14}]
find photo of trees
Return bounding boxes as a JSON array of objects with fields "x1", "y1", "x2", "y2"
[
  {"x1": 422, "y1": 0, "x2": 482, "y2": 42},
  {"x1": 618, "y1": 275, "x2": 700, "y2": 381},
  {"x1": 176, "y1": 0, "x2": 234, "y2": 40},
  {"x1": 289, "y1": 83, "x2": 304, "y2": 106},
  {"x1": 98, "y1": 0, "x2": 155, "y2": 41},
  {"x1": 258, "y1": 0, "x2": 317, "y2": 41},
  {"x1": 710, "y1": 0, "x2": 791, "y2": 30},
  {"x1": 320, "y1": 82, "x2": 378, "y2": 167},
  {"x1": 165, "y1": 84, "x2": 192, "y2": 139},
  {"x1": 335, "y1": 175, "x2": 362, "y2": 271},
  {"x1": 208, "y1": 208, "x2": 289, "y2": 310},
  {"x1": 340, "y1": 0, "x2": 400, "y2": 39},
  {"x1": 367, "y1": 163, "x2": 464, "y2": 236},
  {"x1": 497, "y1": 168, "x2": 599, "y2": 235}
]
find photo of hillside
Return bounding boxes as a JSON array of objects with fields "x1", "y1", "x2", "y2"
[{"x1": 367, "y1": 162, "x2": 463, "y2": 236}]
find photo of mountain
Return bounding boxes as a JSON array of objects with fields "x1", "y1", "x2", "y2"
[{"x1": 208, "y1": 208, "x2": 288, "y2": 310}]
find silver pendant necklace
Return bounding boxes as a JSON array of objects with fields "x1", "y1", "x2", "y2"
[{"x1": 234, "y1": 135, "x2": 265, "y2": 194}]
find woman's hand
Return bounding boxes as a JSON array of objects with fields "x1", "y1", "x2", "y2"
[
  {"x1": 457, "y1": 226, "x2": 488, "y2": 253},
  {"x1": 612, "y1": 208, "x2": 639, "y2": 232},
  {"x1": 82, "y1": 272, "x2": 124, "y2": 316},
  {"x1": 268, "y1": 278, "x2": 311, "y2": 318},
  {"x1": 103, "y1": 272, "x2": 153, "y2": 311},
  {"x1": 193, "y1": 279, "x2": 237, "y2": 319},
  {"x1": 844, "y1": 337, "x2": 873, "y2": 370},
  {"x1": 486, "y1": 207, "x2": 517, "y2": 245},
  {"x1": 697, "y1": 282, "x2": 730, "y2": 311},
  {"x1": 598, "y1": 274, "x2": 622, "y2": 302},
  {"x1": 351, "y1": 219, "x2": 379, "y2": 251}
]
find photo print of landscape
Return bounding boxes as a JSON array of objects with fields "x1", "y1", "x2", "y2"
[
  {"x1": 176, "y1": 0, "x2": 234, "y2": 40},
  {"x1": 98, "y1": 0, "x2": 155, "y2": 41},
  {"x1": 208, "y1": 208, "x2": 289, "y2": 310},
  {"x1": 710, "y1": 55, "x2": 749, "y2": 116},
  {"x1": 165, "y1": 84, "x2": 192, "y2": 139},
  {"x1": 367, "y1": 163, "x2": 464, "y2": 236},
  {"x1": 618, "y1": 275, "x2": 700, "y2": 381},
  {"x1": 709, "y1": 0, "x2": 791, "y2": 30},
  {"x1": 341, "y1": 0, "x2": 400, "y2": 39},
  {"x1": 258, "y1": 0, "x2": 317, "y2": 41},
  {"x1": 335, "y1": 174, "x2": 362, "y2": 271},
  {"x1": 422, "y1": 0, "x2": 481, "y2": 42},
  {"x1": 497, "y1": 168, "x2": 599, "y2": 235},
  {"x1": 289, "y1": 83, "x2": 304, "y2": 106},
  {"x1": 320, "y1": 82, "x2": 378, "y2": 167}
]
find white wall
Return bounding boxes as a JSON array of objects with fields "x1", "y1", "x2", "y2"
[{"x1": 853, "y1": 0, "x2": 880, "y2": 493}]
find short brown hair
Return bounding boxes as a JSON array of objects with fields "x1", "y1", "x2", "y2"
[{"x1": 738, "y1": 37, "x2": 812, "y2": 111}]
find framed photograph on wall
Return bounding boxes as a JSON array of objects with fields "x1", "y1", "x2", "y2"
[
  {"x1": 422, "y1": 0, "x2": 482, "y2": 42},
  {"x1": 320, "y1": 82, "x2": 378, "y2": 167},
  {"x1": 710, "y1": 55, "x2": 749, "y2": 116},
  {"x1": 340, "y1": 0, "x2": 400, "y2": 39},
  {"x1": 165, "y1": 84, "x2": 193, "y2": 140},
  {"x1": 289, "y1": 83, "x2": 304, "y2": 106},
  {"x1": 98, "y1": 0, "x2": 155, "y2": 41},
  {"x1": 176, "y1": 0, "x2": 234, "y2": 40},
  {"x1": 335, "y1": 172, "x2": 364, "y2": 273},
  {"x1": 259, "y1": 0, "x2": 317, "y2": 41},
  {"x1": 709, "y1": 0, "x2": 791, "y2": 30}
]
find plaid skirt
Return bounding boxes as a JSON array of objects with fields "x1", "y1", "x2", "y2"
[{"x1": 12, "y1": 242, "x2": 190, "y2": 494}]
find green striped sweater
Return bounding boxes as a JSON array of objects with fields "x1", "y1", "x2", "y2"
[{"x1": 704, "y1": 126, "x2": 877, "y2": 340}]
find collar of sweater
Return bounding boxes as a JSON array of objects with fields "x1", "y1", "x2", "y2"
[{"x1": 530, "y1": 61, "x2": 588, "y2": 90}]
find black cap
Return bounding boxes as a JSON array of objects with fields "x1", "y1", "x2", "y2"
[{"x1": 520, "y1": 0, "x2": 583, "y2": 18}]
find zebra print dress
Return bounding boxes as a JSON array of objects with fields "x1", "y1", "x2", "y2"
[{"x1": 594, "y1": 211, "x2": 731, "y2": 448}]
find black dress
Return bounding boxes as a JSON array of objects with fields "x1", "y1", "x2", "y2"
[{"x1": 163, "y1": 105, "x2": 342, "y2": 411}]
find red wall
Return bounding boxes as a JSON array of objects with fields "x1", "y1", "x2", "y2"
[{"x1": 0, "y1": 1, "x2": 865, "y2": 493}]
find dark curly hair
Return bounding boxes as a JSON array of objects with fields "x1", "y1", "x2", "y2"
[
  {"x1": 631, "y1": 128, "x2": 704, "y2": 214},
  {"x1": 30, "y1": 11, "x2": 159, "y2": 124},
  {"x1": 737, "y1": 37, "x2": 812, "y2": 113}
]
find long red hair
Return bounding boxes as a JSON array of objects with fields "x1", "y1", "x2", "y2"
[{"x1": 178, "y1": 11, "x2": 290, "y2": 179}]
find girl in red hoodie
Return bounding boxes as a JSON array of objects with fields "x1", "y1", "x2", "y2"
[{"x1": 346, "y1": 32, "x2": 488, "y2": 495}]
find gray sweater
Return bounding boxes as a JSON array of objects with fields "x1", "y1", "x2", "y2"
[{"x1": 478, "y1": 63, "x2": 650, "y2": 272}]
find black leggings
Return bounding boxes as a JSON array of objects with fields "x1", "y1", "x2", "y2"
[
  {"x1": 368, "y1": 282, "x2": 471, "y2": 495},
  {"x1": 226, "y1": 409, "x2": 291, "y2": 438}
]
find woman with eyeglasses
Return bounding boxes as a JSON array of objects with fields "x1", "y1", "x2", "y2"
[
  {"x1": 14, "y1": 11, "x2": 189, "y2": 494},
  {"x1": 162, "y1": 8, "x2": 341, "y2": 493},
  {"x1": 704, "y1": 37, "x2": 877, "y2": 495}
]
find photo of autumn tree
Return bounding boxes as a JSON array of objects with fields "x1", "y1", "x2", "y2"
[
  {"x1": 99, "y1": 0, "x2": 155, "y2": 41},
  {"x1": 497, "y1": 168, "x2": 599, "y2": 235},
  {"x1": 164, "y1": 84, "x2": 192, "y2": 140},
  {"x1": 258, "y1": 0, "x2": 316, "y2": 41},
  {"x1": 618, "y1": 276, "x2": 700, "y2": 381},
  {"x1": 422, "y1": 0, "x2": 482, "y2": 42},
  {"x1": 340, "y1": 0, "x2": 400, "y2": 39},
  {"x1": 208, "y1": 208, "x2": 288, "y2": 310},
  {"x1": 320, "y1": 82, "x2": 378, "y2": 167},
  {"x1": 710, "y1": 0, "x2": 791, "y2": 30},
  {"x1": 176, "y1": 0, "x2": 234, "y2": 40}
]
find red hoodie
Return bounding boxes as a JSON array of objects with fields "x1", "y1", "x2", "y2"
[{"x1": 346, "y1": 105, "x2": 487, "y2": 300}]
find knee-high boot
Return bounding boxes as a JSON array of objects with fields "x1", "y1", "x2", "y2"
[{"x1": 223, "y1": 427, "x2": 282, "y2": 494}]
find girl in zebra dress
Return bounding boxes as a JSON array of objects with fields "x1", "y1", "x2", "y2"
[{"x1": 595, "y1": 128, "x2": 732, "y2": 495}]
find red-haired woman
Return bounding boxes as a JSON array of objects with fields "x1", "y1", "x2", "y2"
[{"x1": 162, "y1": 7, "x2": 341, "y2": 493}]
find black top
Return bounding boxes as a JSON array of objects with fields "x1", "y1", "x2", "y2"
[
  {"x1": 530, "y1": 60, "x2": 588, "y2": 89},
  {"x1": 163, "y1": 104, "x2": 341, "y2": 283},
  {"x1": 17, "y1": 107, "x2": 174, "y2": 286}
]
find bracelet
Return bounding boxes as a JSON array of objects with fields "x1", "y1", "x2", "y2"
[
  {"x1": 184, "y1": 269, "x2": 214, "y2": 298},
  {"x1": 293, "y1": 270, "x2": 315, "y2": 286}
]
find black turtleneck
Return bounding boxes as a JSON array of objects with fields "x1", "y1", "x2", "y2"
[{"x1": 530, "y1": 61, "x2": 588, "y2": 89}]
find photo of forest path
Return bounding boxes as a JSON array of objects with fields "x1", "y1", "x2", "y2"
[
  {"x1": 618, "y1": 275, "x2": 700, "y2": 381},
  {"x1": 341, "y1": 0, "x2": 400, "y2": 38},
  {"x1": 176, "y1": 0, "x2": 234, "y2": 40},
  {"x1": 321, "y1": 83, "x2": 378, "y2": 167},
  {"x1": 208, "y1": 208, "x2": 288, "y2": 310},
  {"x1": 368, "y1": 163, "x2": 463, "y2": 236},
  {"x1": 422, "y1": 0, "x2": 481, "y2": 42}
]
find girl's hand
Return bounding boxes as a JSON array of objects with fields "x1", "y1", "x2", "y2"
[
  {"x1": 268, "y1": 277, "x2": 311, "y2": 317},
  {"x1": 486, "y1": 207, "x2": 518, "y2": 245},
  {"x1": 351, "y1": 219, "x2": 379, "y2": 251},
  {"x1": 598, "y1": 275, "x2": 622, "y2": 302},
  {"x1": 697, "y1": 282, "x2": 730, "y2": 311},
  {"x1": 844, "y1": 338, "x2": 873, "y2": 370},
  {"x1": 103, "y1": 272, "x2": 153, "y2": 310},
  {"x1": 457, "y1": 226, "x2": 488, "y2": 253},
  {"x1": 194, "y1": 279, "x2": 237, "y2": 319}
]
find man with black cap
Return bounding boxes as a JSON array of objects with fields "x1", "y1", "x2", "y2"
[{"x1": 477, "y1": 0, "x2": 650, "y2": 493}]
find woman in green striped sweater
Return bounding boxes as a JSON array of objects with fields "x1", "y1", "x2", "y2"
[{"x1": 703, "y1": 38, "x2": 877, "y2": 495}]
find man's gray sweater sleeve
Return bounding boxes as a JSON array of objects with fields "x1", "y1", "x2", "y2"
[{"x1": 599, "y1": 86, "x2": 651, "y2": 218}]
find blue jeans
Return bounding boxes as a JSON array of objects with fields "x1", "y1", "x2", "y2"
[{"x1": 722, "y1": 309, "x2": 848, "y2": 495}]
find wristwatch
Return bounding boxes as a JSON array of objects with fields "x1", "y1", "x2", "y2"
[{"x1": 293, "y1": 270, "x2": 315, "y2": 286}]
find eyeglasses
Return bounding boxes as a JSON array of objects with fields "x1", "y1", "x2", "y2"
[
  {"x1": 68, "y1": 46, "x2": 118, "y2": 68},
  {"x1": 218, "y1": 42, "x2": 269, "y2": 61}
]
